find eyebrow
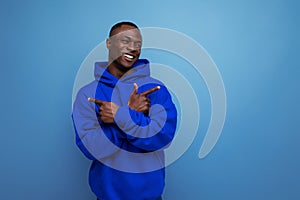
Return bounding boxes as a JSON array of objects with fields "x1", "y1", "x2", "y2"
[{"x1": 121, "y1": 35, "x2": 142, "y2": 42}]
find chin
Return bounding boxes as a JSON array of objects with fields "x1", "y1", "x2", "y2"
[{"x1": 121, "y1": 60, "x2": 138, "y2": 68}]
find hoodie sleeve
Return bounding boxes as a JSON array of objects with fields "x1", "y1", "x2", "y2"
[
  {"x1": 72, "y1": 86, "x2": 121, "y2": 160},
  {"x1": 114, "y1": 85, "x2": 177, "y2": 152}
]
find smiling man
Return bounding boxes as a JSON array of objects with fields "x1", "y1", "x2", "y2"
[
  {"x1": 107, "y1": 23, "x2": 142, "y2": 73},
  {"x1": 72, "y1": 21, "x2": 177, "y2": 200}
]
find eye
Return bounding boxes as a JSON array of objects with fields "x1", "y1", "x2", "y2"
[
  {"x1": 121, "y1": 39, "x2": 130, "y2": 44},
  {"x1": 134, "y1": 42, "x2": 142, "y2": 49}
]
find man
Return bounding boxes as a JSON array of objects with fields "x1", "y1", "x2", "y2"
[{"x1": 72, "y1": 21, "x2": 177, "y2": 200}]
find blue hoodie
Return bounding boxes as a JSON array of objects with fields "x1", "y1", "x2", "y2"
[{"x1": 72, "y1": 59, "x2": 177, "y2": 200}]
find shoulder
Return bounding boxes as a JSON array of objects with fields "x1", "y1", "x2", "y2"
[
  {"x1": 136, "y1": 76, "x2": 165, "y2": 89},
  {"x1": 74, "y1": 80, "x2": 99, "y2": 105}
]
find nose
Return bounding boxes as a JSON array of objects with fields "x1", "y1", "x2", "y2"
[{"x1": 126, "y1": 41, "x2": 135, "y2": 51}]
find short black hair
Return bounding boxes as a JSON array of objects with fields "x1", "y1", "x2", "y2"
[{"x1": 109, "y1": 21, "x2": 140, "y2": 37}]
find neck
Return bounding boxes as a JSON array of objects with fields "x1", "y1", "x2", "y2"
[{"x1": 107, "y1": 61, "x2": 132, "y2": 79}]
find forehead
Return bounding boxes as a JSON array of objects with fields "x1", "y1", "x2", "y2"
[{"x1": 111, "y1": 25, "x2": 142, "y2": 40}]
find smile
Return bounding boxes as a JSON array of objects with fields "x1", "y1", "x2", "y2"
[{"x1": 123, "y1": 53, "x2": 135, "y2": 59}]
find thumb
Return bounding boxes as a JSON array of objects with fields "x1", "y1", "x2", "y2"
[
  {"x1": 131, "y1": 83, "x2": 138, "y2": 95},
  {"x1": 128, "y1": 83, "x2": 138, "y2": 107}
]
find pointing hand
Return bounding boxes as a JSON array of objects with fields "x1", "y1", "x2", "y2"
[
  {"x1": 128, "y1": 83, "x2": 160, "y2": 113},
  {"x1": 88, "y1": 98, "x2": 119, "y2": 123}
]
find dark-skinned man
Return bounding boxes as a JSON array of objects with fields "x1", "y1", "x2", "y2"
[{"x1": 72, "y1": 21, "x2": 177, "y2": 200}]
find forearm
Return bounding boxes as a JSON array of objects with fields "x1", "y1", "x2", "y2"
[{"x1": 114, "y1": 104, "x2": 177, "y2": 151}]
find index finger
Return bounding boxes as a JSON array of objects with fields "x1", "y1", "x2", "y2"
[
  {"x1": 88, "y1": 97, "x2": 104, "y2": 105},
  {"x1": 140, "y1": 86, "x2": 160, "y2": 96}
]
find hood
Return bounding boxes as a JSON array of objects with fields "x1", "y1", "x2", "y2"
[{"x1": 94, "y1": 59, "x2": 150, "y2": 87}]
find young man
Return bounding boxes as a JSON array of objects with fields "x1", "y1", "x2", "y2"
[{"x1": 72, "y1": 21, "x2": 177, "y2": 200}]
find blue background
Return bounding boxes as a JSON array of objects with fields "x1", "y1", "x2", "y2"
[{"x1": 1, "y1": 0, "x2": 299, "y2": 199}]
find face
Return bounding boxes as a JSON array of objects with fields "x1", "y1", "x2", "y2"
[{"x1": 107, "y1": 25, "x2": 142, "y2": 69}]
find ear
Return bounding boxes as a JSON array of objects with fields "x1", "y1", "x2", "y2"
[{"x1": 106, "y1": 38, "x2": 111, "y2": 49}]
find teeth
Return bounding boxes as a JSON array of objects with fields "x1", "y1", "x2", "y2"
[{"x1": 124, "y1": 54, "x2": 134, "y2": 59}]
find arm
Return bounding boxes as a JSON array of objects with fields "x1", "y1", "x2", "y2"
[
  {"x1": 114, "y1": 84, "x2": 177, "y2": 152},
  {"x1": 72, "y1": 87, "x2": 122, "y2": 160}
]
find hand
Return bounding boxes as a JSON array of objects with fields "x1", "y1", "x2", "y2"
[
  {"x1": 88, "y1": 98, "x2": 119, "y2": 123},
  {"x1": 128, "y1": 83, "x2": 160, "y2": 113}
]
